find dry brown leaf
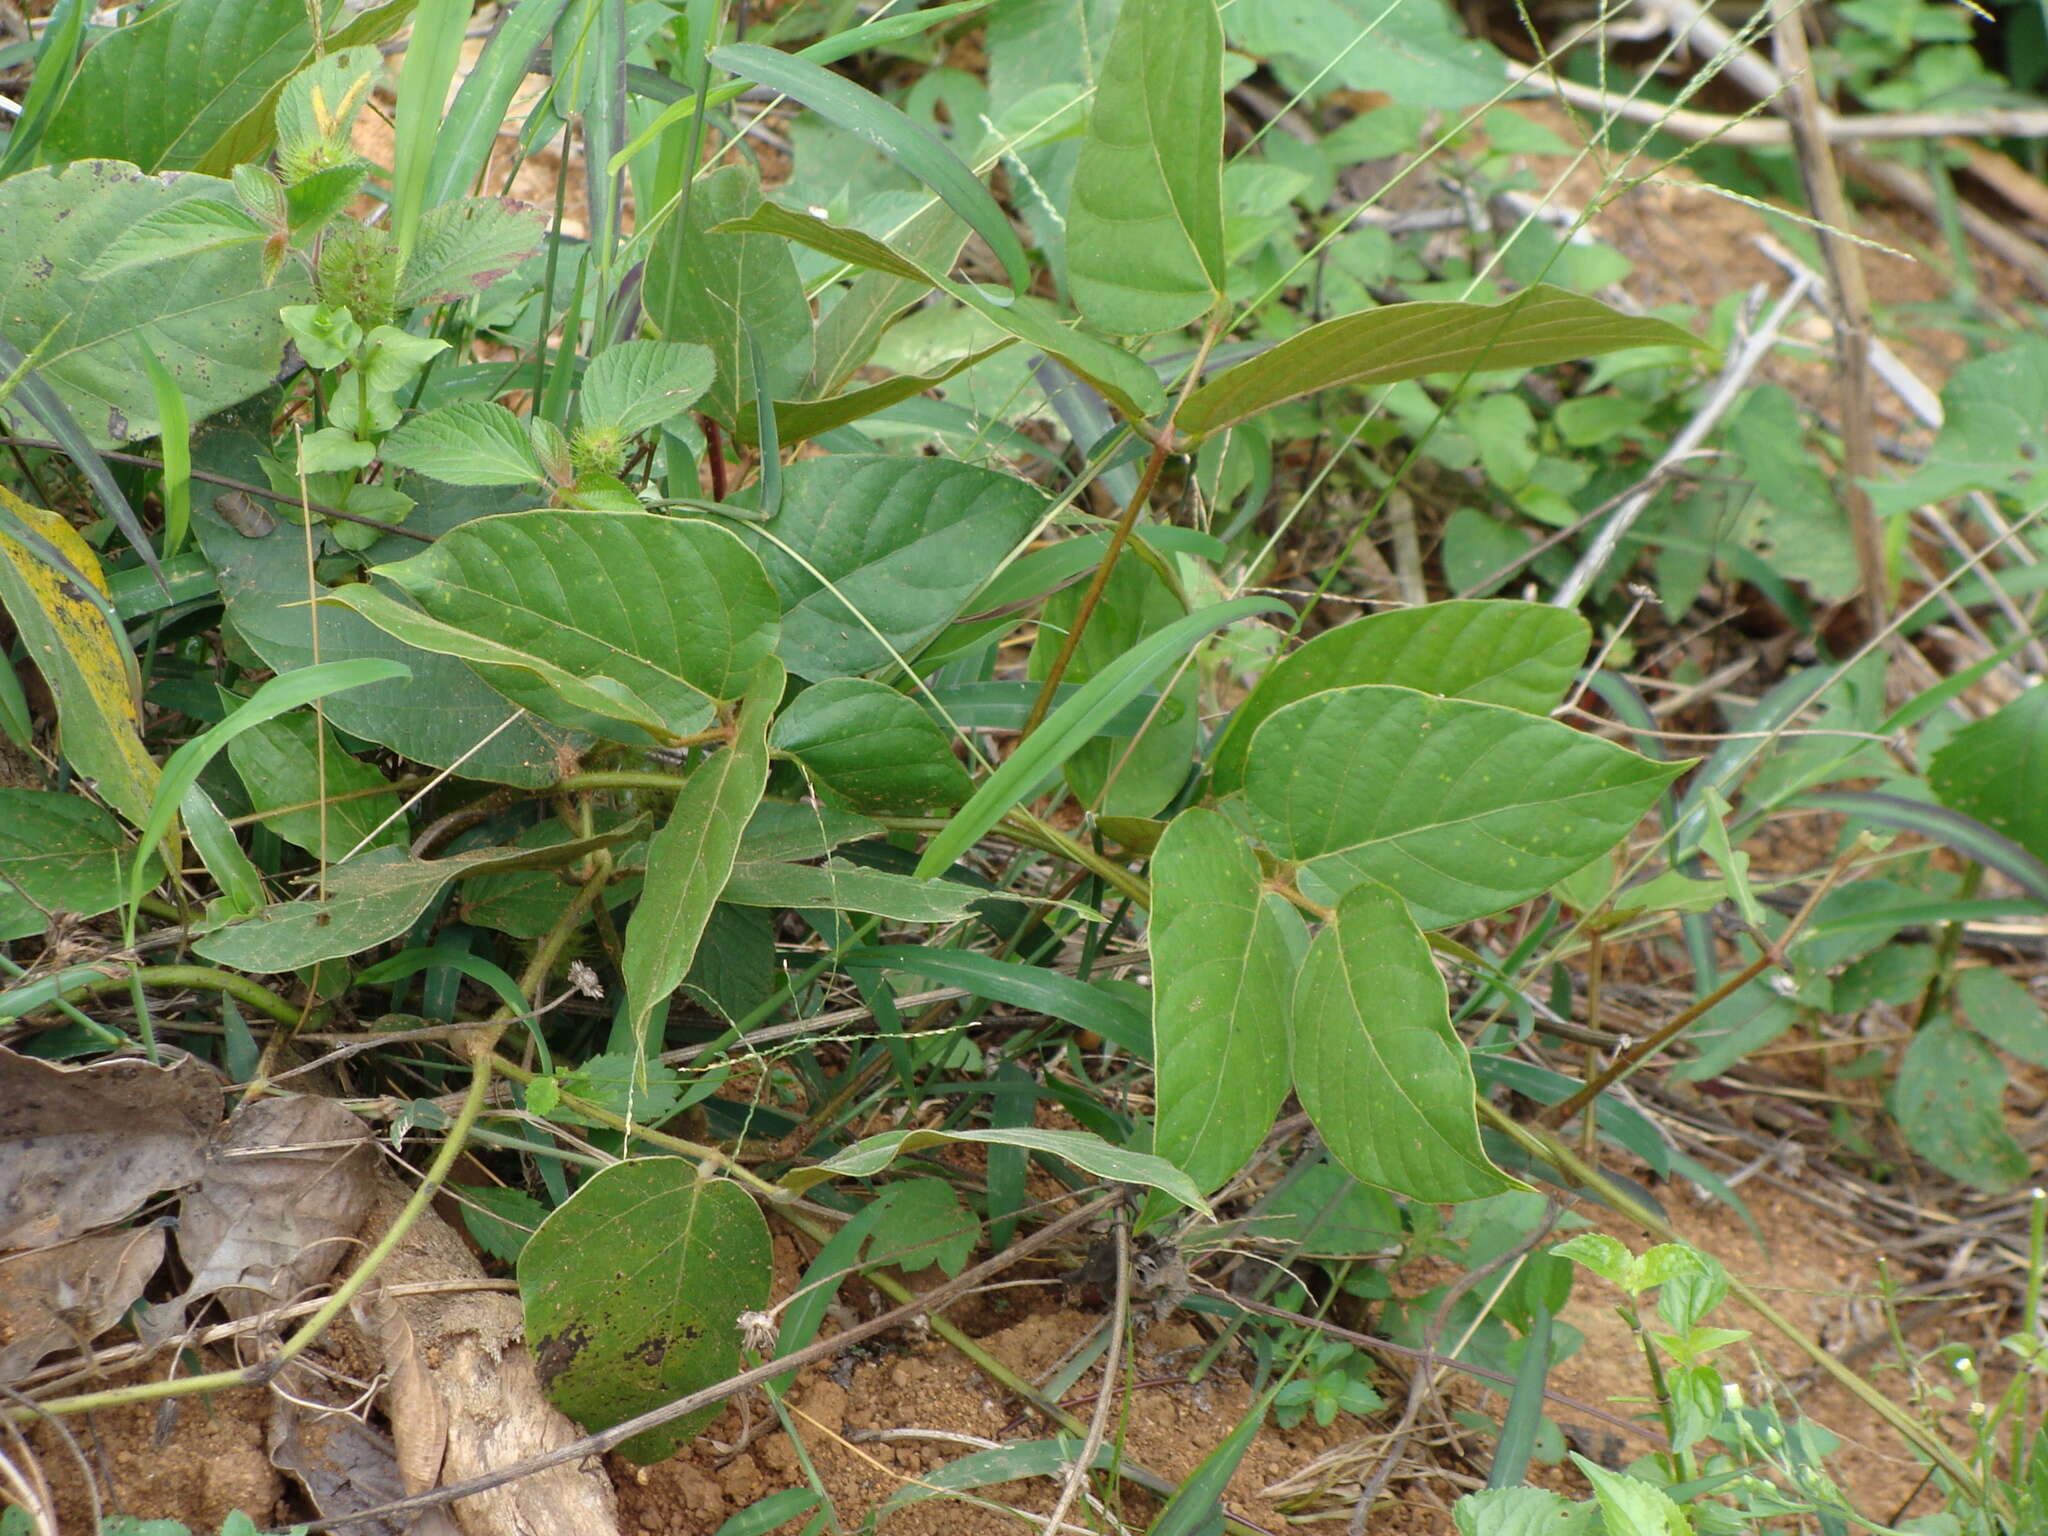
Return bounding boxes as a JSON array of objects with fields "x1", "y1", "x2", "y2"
[
  {"x1": 365, "y1": 1289, "x2": 449, "y2": 1496},
  {"x1": 0, "y1": 1046, "x2": 219, "y2": 1249},
  {"x1": 0, "y1": 1224, "x2": 164, "y2": 1383},
  {"x1": 177, "y1": 1095, "x2": 377, "y2": 1318},
  {"x1": 268, "y1": 1390, "x2": 410, "y2": 1536},
  {"x1": 358, "y1": 1182, "x2": 618, "y2": 1536}
]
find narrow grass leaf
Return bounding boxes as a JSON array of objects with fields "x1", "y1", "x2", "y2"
[
  {"x1": 722, "y1": 202, "x2": 1166, "y2": 420},
  {"x1": 609, "y1": 0, "x2": 992, "y2": 172},
  {"x1": 132, "y1": 336, "x2": 192, "y2": 555},
  {"x1": 127, "y1": 659, "x2": 409, "y2": 919},
  {"x1": 392, "y1": 0, "x2": 473, "y2": 263},
  {"x1": 0, "y1": 0, "x2": 88, "y2": 176},
  {"x1": 846, "y1": 946, "x2": 1152, "y2": 1058},
  {"x1": 1147, "y1": 1389, "x2": 1272, "y2": 1536},
  {"x1": 709, "y1": 42, "x2": 1029, "y2": 292},
  {"x1": 424, "y1": 0, "x2": 576, "y2": 206},
  {"x1": 915, "y1": 596, "x2": 1286, "y2": 879},
  {"x1": 783, "y1": 1126, "x2": 1210, "y2": 1213},
  {"x1": 0, "y1": 337, "x2": 163, "y2": 586},
  {"x1": 1794, "y1": 789, "x2": 2048, "y2": 906},
  {"x1": 1488, "y1": 1303, "x2": 1552, "y2": 1487}
]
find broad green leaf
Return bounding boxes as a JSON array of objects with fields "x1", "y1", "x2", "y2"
[
  {"x1": 0, "y1": 790, "x2": 163, "y2": 941},
  {"x1": 273, "y1": 47, "x2": 378, "y2": 172},
  {"x1": 722, "y1": 203, "x2": 1167, "y2": 421},
  {"x1": 191, "y1": 825, "x2": 637, "y2": 971},
  {"x1": 917, "y1": 596, "x2": 1288, "y2": 879},
  {"x1": 579, "y1": 340, "x2": 715, "y2": 439},
  {"x1": 771, "y1": 678, "x2": 973, "y2": 813},
  {"x1": 1147, "y1": 809, "x2": 1296, "y2": 1194},
  {"x1": 1953, "y1": 966, "x2": 2048, "y2": 1070},
  {"x1": 128, "y1": 659, "x2": 409, "y2": 916},
  {"x1": 866, "y1": 1178, "x2": 975, "y2": 1275},
  {"x1": 395, "y1": 196, "x2": 549, "y2": 309},
  {"x1": 180, "y1": 782, "x2": 265, "y2": 917},
  {"x1": 1454, "y1": 1488, "x2": 1598, "y2": 1536},
  {"x1": 1028, "y1": 554, "x2": 1196, "y2": 818},
  {"x1": 846, "y1": 945, "x2": 1152, "y2": 1059},
  {"x1": 1929, "y1": 684, "x2": 2048, "y2": 867},
  {"x1": 735, "y1": 799, "x2": 882, "y2": 863},
  {"x1": 1574, "y1": 1460, "x2": 1693, "y2": 1536},
  {"x1": 190, "y1": 427, "x2": 576, "y2": 789},
  {"x1": 1246, "y1": 686, "x2": 1687, "y2": 928},
  {"x1": 225, "y1": 709, "x2": 406, "y2": 859},
  {"x1": 1175, "y1": 285, "x2": 1709, "y2": 441},
  {"x1": 1210, "y1": 600, "x2": 1591, "y2": 796},
  {"x1": 782, "y1": 1126, "x2": 1211, "y2": 1213},
  {"x1": 326, "y1": 511, "x2": 781, "y2": 741},
  {"x1": 720, "y1": 455, "x2": 1049, "y2": 680},
  {"x1": 0, "y1": 487, "x2": 159, "y2": 825},
  {"x1": 620, "y1": 659, "x2": 781, "y2": 1055},
  {"x1": 0, "y1": 162, "x2": 306, "y2": 446},
  {"x1": 382, "y1": 401, "x2": 545, "y2": 487},
  {"x1": 1868, "y1": 337, "x2": 2048, "y2": 513},
  {"x1": 721, "y1": 860, "x2": 978, "y2": 923},
  {"x1": 85, "y1": 196, "x2": 269, "y2": 277},
  {"x1": 35, "y1": 0, "x2": 409, "y2": 174},
  {"x1": 1893, "y1": 1015, "x2": 2029, "y2": 1193},
  {"x1": 457, "y1": 1185, "x2": 548, "y2": 1265},
  {"x1": 1067, "y1": 0, "x2": 1224, "y2": 335},
  {"x1": 644, "y1": 165, "x2": 812, "y2": 430},
  {"x1": 519, "y1": 1161, "x2": 770, "y2": 1462},
  {"x1": 1291, "y1": 881, "x2": 1514, "y2": 1202},
  {"x1": 1256, "y1": 1162, "x2": 1402, "y2": 1259},
  {"x1": 711, "y1": 42, "x2": 1030, "y2": 294},
  {"x1": 1226, "y1": 0, "x2": 1509, "y2": 110},
  {"x1": 457, "y1": 814, "x2": 644, "y2": 938}
]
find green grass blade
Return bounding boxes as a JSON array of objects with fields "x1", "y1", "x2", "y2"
[
  {"x1": 124, "y1": 658, "x2": 410, "y2": 923},
  {"x1": 606, "y1": 0, "x2": 991, "y2": 174},
  {"x1": 914, "y1": 595, "x2": 1286, "y2": 879},
  {"x1": 0, "y1": 0, "x2": 88, "y2": 177},
  {"x1": 132, "y1": 334, "x2": 192, "y2": 556},
  {"x1": 391, "y1": 0, "x2": 474, "y2": 263},
  {"x1": 708, "y1": 41, "x2": 1030, "y2": 293},
  {"x1": 0, "y1": 334, "x2": 165, "y2": 589},
  {"x1": 1488, "y1": 1302, "x2": 1553, "y2": 1487},
  {"x1": 424, "y1": 0, "x2": 576, "y2": 208}
]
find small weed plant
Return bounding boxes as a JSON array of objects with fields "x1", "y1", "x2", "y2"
[{"x1": 3, "y1": 0, "x2": 2048, "y2": 1530}]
